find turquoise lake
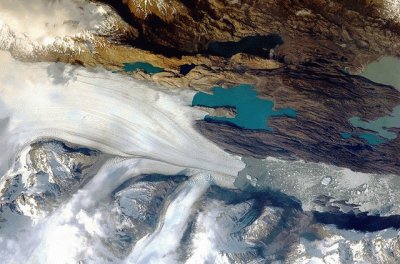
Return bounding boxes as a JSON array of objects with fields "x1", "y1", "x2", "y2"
[
  {"x1": 340, "y1": 132, "x2": 386, "y2": 145},
  {"x1": 340, "y1": 132, "x2": 352, "y2": 139},
  {"x1": 343, "y1": 56, "x2": 400, "y2": 146},
  {"x1": 341, "y1": 105, "x2": 400, "y2": 145},
  {"x1": 349, "y1": 105, "x2": 400, "y2": 140},
  {"x1": 122, "y1": 62, "x2": 164, "y2": 74},
  {"x1": 192, "y1": 84, "x2": 297, "y2": 130},
  {"x1": 358, "y1": 133, "x2": 386, "y2": 145}
]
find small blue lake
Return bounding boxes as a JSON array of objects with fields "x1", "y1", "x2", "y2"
[
  {"x1": 340, "y1": 132, "x2": 352, "y2": 139},
  {"x1": 343, "y1": 56, "x2": 400, "y2": 146},
  {"x1": 192, "y1": 84, "x2": 297, "y2": 130},
  {"x1": 358, "y1": 133, "x2": 386, "y2": 145},
  {"x1": 340, "y1": 132, "x2": 386, "y2": 145},
  {"x1": 122, "y1": 62, "x2": 164, "y2": 75},
  {"x1": 341, "y1": 105, "x2": 400, "y2": 145},
  {"x1": 349, "y1": 105, "x2": 400, "y2": 140}
]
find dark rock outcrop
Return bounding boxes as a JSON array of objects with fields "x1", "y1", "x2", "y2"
[
  {"x1": 96, "y1": 0, "x2": 400, "y2": 71},
  {"x1": 196, "y1": 64, "x2": 400, "y2": 175}
]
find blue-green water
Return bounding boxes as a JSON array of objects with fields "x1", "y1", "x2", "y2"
[
  {"x1": 340, "y1": 132, "x2": 386, "y2": 145},
  {"x1": 122, "y1": 62, "x2": 164, "y2": 74},
  {"x1": 358, "y1": 133, "x2": 386, "y2": 145},
  {"x1": 346, "y1": 56, "x2": 400, "y2": 145},
  {"x1": 340, "y1": 132, "x2": 352, "y2": 139},
  {"x1": 192, "y1": 84, "x2": 296, "y2": 130},
  {"x1": 349, "y1": 105, "x2": 400, "y2": 141}
]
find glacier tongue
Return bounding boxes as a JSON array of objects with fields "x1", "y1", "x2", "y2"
[
  {"x1": 0, "y1": 51, "x2": 244, "y2": 181},
  {"x1": 25, "y1": 157, "x2": 188, "y2": 264},
  {"x1": 0, "y1": 47, "x2": 245, "y2": 263},
  {"x1": 127, "y1": 173, "x2": 211, "y2": 264}
]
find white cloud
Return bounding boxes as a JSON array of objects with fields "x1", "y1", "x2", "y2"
[{"x1": 0, "y1": 0, "x2": 118, "y2": 56}]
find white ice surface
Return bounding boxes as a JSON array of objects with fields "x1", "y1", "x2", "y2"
[
  {"x1": 0, "y1": 157, "x2": 186, "y2": 264},
  {"x1": 0, "y1": 51, "x2": 244, "y2": 183},
  {"x1": 25, "y1": 157, "x2": 187, "y2": 264},
  {"x1": 126, "y1": 174, "x2": 211, "y2": 264},
  {"x1": 0, "y1": 48, "x2": 244, "y2": 264}
]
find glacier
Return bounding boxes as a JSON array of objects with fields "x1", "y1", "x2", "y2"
[
  {"x1": 0, "y1": 51, "x2": 244, "y2": 181},
  {"x1": 0, "y1": 50, "x2": 244, "y2": 263}
]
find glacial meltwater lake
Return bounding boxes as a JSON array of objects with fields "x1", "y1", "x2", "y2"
[
  {"x1": 349, "y1": 106, "x2": 400, "y2": 140},
  {"x1": 342, "y1": 104, "x2": 400, "y2": 145},
  {"x1": 340, "y1": 56, "x2": 400, "y2": 145},
  {"x1": 341, "y1": 132, "x2": 386, "y2": 145},
  {"x1": 360, "y1": 56, "x2": 400, "y2": 90},
  {"x1": 192, "y1": 84, "x2": 296, "y2": 130},
  {"x1": 122, "y1": 62, "x2": 164, "y2": 74}
]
